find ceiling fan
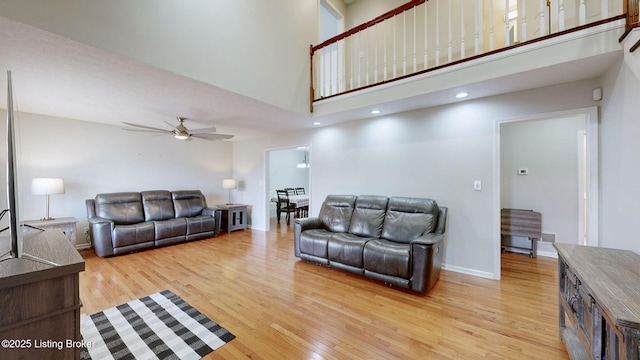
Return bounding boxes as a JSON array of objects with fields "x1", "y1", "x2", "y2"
[{"x1": 122, "y1": 117, "x2": 234, "y2": 141}]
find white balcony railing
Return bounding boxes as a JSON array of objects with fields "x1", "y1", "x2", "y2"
[{"x1": 310, "y1": 0, "x2": 628, "y2": 105}]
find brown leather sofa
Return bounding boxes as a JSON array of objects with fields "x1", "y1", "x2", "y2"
[
  {"x1": 86, "y1": 190, "x2": 221, "y2": 257},
  {"x1": 294, "y1": 195, "x2": 447, "y2": 294}
]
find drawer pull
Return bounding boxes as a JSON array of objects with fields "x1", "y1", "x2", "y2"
[{"x1": 568, "y1": 295, "x2": 580, "y2": 315}]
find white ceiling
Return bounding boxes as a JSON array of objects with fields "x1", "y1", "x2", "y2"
[
  {"x1": 0, "y1": 15, "x2": 625, "y2": 142},
  {"x1": 0, "y1": 16, "x2": 310, "y2": 141}
]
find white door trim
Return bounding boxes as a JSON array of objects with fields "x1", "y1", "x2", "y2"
[{"x1": 493, "y1": 106, "x2": 599, "y2": 280}]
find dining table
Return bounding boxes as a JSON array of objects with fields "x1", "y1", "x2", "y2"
[{"x1": 271, "y1": 194, "x2": 309, "y2": 223}]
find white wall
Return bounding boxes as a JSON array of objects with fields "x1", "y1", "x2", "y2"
[
  {"x1": 0, "y1": 0, "x2": 318, "y2": 116},
  {"x1": 501, "y1": 116, "x2": 585, "y2": 246},
  {"x1": 0, "y1": 111, "x2": 233, "y2": 247},
  {"x1": 600, "y1": 57, "x2": 640, "y2": 252},
  {"x1": 233, "y1": 78, "x2": 604, "y2": 277}
]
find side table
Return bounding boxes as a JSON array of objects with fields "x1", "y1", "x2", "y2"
[
  {"x1": 217, "y1": 204, "x2": 248, "y2": 233},
  {"x1": 21, "y1": 217, "x2": 77, "y2": 245}
]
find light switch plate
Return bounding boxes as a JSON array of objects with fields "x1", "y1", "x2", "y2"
[{"x1": 473, "y1": 180, "x2": 482, "y2": 191}]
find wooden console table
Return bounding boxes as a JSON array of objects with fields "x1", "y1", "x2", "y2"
[
  {"x1": 22, "y1": 217, "x2": 77, "y2": 245},
  {"x1": 217, "y1": 204, "x2": 248, "y2": 233},
  {"x1": 0, "y1": 229, "x2": 85, "y2": 360},
  {"x1": 554, "y1": 243, "x2": 640, "y2": 360}
]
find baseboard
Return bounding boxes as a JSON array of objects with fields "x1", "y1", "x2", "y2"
[
  {"x1": 536, "y1": 250, "x2": 558, "y2": 258},
  {"x1": 75, "y1": 242, "x2": 92, "y2": 250},
  {"x1": 442, "y1": 263, "x2": 496, "y2": 280}
]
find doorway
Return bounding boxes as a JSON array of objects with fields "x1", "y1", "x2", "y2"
[
  {"x1": 265, "y1": 146, "x2": 311, "y2": 231},
  {"x1": 494, "y1": 107, "x2": 599, "y2": 279}
]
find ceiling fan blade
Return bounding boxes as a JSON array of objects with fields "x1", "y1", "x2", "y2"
[
  {"x1": 122, "y1": 122, "x2": 171, "y2": 133},
  {"x1": 191, "y1": 133, "x2": 234, "y2": 141},
  {"x1": 188, "y1": 126, "x2": 218, "y2": 134},
  {"x1": 163, "y1": 120, "x2": 179, "y2": 130},
  {"x1": 122, "y1": 128, "x2": 170, "y2": 134}
]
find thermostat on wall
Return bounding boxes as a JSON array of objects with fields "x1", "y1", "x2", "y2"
[{"x1": 517, "y1": 168, "x2": 529, "y2": 175}]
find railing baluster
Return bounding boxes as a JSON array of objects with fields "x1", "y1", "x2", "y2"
[
  {"x1": 522, "y1": 0, "x2": 528, "y2": 42},
  {"x1": 489, "y1": 0, "x2": 495, "y2": 50},
  {"x1": 436, "y1": 0, "x2": 440, "y2": 66},
  {"x1": 349, "y1": 36, "x2": 354, "y2": 91},
  {"x1": 461, "y1": 0, "x2": 466, "y2": 59},
  {"x1": 602, "y1": 0, "x2": 609, "y2": 19},
  {"x1": 403, "y1": 11, "x2": 407, "y2": 75},
  {"x1": 393, "y1": 16, "x2": 397, "y2": 78},
  {"x1": 505, "y1": 0, "x2": 511, "y2": 46},
  {"x1": 383, "y1": 20, "x2": 388, "y2": 81},
  {"x1": 559, "y1": 0, "x2": 566, "y2": 31},
  {"x1": 579, "y1": 0, "x2": 587, "y2": 25},
  {"x1": 413, "y1": 6, "x2": 417, "y2": 72},
  {"x1": 448, "y1": 0, "x2": 453, "y2": 62},
  {"x1": 374, "y1": 24, "x2": 379, "y2": 84},
  {"x1": 475, "y1": 0, "x2": 480, "y2": 55},
  {"x1": 424, "y1": 2, "x2": 428, "y2": 69},
  {"x1": 366, "y1": 28, "x2": 370, "y2": 86},
  {"x1": 539, "y1": 0, "x2": 546, "y2": 36}
]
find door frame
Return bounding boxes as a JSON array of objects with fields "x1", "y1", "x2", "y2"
[
  {"x1": 264, "y1": 145, "x2": 312, "y2": 232},
  {"x1": 493, "y1": 106, "x2": 599, "y2": 279}
]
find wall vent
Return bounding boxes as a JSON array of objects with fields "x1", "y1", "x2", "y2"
[{"x1": 541, "y1": 232, "x2": 556, "y2": 243}]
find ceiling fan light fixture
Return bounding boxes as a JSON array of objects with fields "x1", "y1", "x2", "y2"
[{"x1": 174, "y1": 131, "x2": 189, "y2": 140}]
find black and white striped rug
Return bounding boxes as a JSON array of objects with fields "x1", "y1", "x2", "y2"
[{"x1": 80, "y1": 290, "x2": 235, "y2": 360}]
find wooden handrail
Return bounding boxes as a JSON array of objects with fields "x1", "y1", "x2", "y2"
[{"x1": 311, "y1": 0, "x2": 426, "y2": 54}]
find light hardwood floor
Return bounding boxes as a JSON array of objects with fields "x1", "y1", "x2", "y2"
[{"x1": 79, "y1": 220, "x2": 569, "y2": 359}]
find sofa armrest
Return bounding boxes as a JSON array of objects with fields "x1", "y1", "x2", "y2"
[
  {"x1": 293, "y1": 217, "x2": 322, "y2": 257},
  {"x1": 409, "y1": 233, "x2": 445, "y2": 294},
  {"x1": 203, "y1": 207, "x2": 222, "y2": 235},
  {"x1": 411, "y1": 232, "x2": 444, "y2": 246},
  {"x1": 88, "y1": 217, "x2": 115, "y2": 257}
]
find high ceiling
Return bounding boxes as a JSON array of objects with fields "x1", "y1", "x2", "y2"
[
  {"x1": 0, "y1": 14, "x2": 625, "y2": 143},
  {"x1": 0, "y1": 16, "x2": 310, "y2": 142}
]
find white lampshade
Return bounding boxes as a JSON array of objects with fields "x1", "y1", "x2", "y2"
[
  {"x1": 222, "y1": 179, "x2": 237, "y2": 190},
  {"x1": 31, "y1": 178, "x2": 65, "y2": 195}
]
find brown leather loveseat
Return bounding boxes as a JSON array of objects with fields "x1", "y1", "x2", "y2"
[{"x1": 294, "y1": 195, "x2": 447, "y2": 294}]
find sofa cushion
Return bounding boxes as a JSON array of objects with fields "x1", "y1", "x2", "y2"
[
  {"x1": 328, "y1": 233, "x2": 374, "y2": 268},
  {"x1": 348, "y1": 195, "x2": 388, "y2": 238},
  {"x1": 154, "y1": 218, "x2": 187, "y2": 239},
  {"x1": 112, "y1": 222, "x2": 155, "y2": 248},
  {"x1": 299, "y1": 229, "x2": 334, "y2": 258},
  {"x1": 363, "y1": 239, "x2": 411, "y2": 279},
  {"x1": 185, "y1": 215, "x2": 215, "y2": 235},
  {"x1": 142, "y1": 190, "x2": 175, "y2": 221},
  {"x1": 319, "y1": 195, "x2": 356, "y2": 233},
  {"x1": 381, "y1": 197, "x2": 439, "y2": 243},
  {"x1": 172, "y1": 190, "x2": 207, "y2": 218},
  {"x1": 95, "y1": 192, "x2": 145, "y2": 225}
]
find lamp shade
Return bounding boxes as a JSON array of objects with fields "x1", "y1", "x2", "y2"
[
  {"x1": 222, "y1": 179, "x2": 237, "y2": 190},
  {"x1": 31, "y1": 178, "x2": 65, "y2": 195}
]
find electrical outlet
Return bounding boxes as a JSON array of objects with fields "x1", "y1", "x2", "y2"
[{"x1": 83, "y1": 227, "x2": 89, "y2": 235}]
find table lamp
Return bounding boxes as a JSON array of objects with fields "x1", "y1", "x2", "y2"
[
  {"x1": 222, "y1": 179, "x2": 237, "y2": 205},
  {"x1": 31, "y1": 178, "x2": 65, "y2": 221}
]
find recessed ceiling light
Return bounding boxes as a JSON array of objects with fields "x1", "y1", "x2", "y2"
[
  {"x1": 312, "y1": 121, "x2": 321, "y2": 126},
  {"x1": 371, "y1": 110, "x2": 381, "y2": 115},
  {"x1": 455, "y1": 92, "x2": 469, "y2": 98}
]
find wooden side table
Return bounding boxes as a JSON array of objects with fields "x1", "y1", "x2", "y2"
[
  {"x1": 22, "y1": 217, "x2": 77, "y2": 245},
  {"x1": 217, "y1": 204, "x2": 248, "y2": 233}
]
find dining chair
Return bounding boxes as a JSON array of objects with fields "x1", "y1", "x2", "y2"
[
  {"x1": 293, "y1": 187, "x2": 308, "y2": 217},
  {"x1": 284, "y1": 188, "x2": 296, "y2": 196},
  {"x1": 276, "y1": 189, "x2": 297, "y2": 225}
]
